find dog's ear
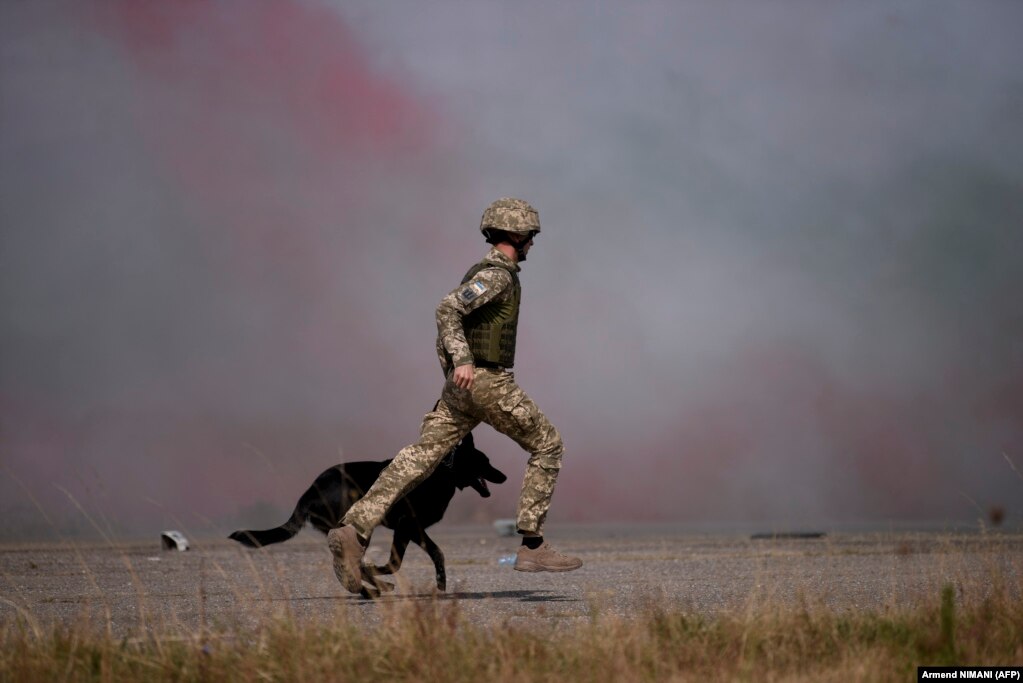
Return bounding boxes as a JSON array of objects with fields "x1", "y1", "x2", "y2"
[{"x1": 461, "y1": 431, "x2": 475, "y2": 448}]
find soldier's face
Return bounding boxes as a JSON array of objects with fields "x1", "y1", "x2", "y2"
[
  {"x1": 518, "y1": 231, "x2": 536, "y2": 253},
  {"x1": 514, "y1": 233, "x2": 534, "y2": 261}
]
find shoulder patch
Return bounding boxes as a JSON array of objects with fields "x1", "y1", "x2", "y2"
[{"x1": 458, "y1": 280, "x2": 488, "y2": 304}]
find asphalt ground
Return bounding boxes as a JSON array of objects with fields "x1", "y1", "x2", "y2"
[{"x1": 2, "y1": 525, "x2": 1021, "y2": 636}]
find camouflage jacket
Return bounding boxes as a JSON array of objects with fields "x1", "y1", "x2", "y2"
[{"x1": 436, "y1": 247, "x2": 521, "y2": 376}]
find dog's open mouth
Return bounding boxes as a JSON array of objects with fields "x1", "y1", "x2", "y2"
[{"x1": 470, "y1": 477, "x2": 491, "y2": 497}]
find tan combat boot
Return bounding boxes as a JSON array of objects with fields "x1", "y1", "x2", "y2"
[
  {"x1": 327, "y1": 525, "x2": 366, "y2": 593},
  {"x1": 514, "y1": 541, "x2": 583, "y2": 572}
]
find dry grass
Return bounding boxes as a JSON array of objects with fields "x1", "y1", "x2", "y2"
[
  {"x1": 2, "y1": 574, "x2": 1021, "y2": 682},
  {"x1": 3, "y1": 515, "x2": 1022, "y2": 681}
]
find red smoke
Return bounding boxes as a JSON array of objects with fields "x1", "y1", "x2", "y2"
[
  {"x1": 99, "y1": 1, "x2": 425, "y2": 149},
  {"x1": 87, "y1": 0, "x2": 443, "y2": 378},
  {"x1": 91, "y1": 0, "x2": 433, "y2": 285}
]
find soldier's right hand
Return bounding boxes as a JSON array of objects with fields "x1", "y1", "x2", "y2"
[{"x1": 453, "y1": 364, "x2": 475, "y2": 391}]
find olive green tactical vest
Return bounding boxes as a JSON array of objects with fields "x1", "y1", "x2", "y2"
[{"x1": 461, "y1": 261, "x2": 520, "y2": 367}]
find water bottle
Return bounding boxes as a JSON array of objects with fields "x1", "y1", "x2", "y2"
[{"x1": 497, "y1": 554, "x2": 516, "y2": 566}]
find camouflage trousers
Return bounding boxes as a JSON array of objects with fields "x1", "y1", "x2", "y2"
[{"x1": 342, "y1": 368, "x2": 563, "y2": 539}]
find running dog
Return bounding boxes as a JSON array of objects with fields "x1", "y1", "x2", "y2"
[{"x1": 229, "y1": 432, "x2": 506, "y2": 595}]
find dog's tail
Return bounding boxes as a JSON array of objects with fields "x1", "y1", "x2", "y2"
[{"x1": 228, "y1": 505, "x2": 305, "y2": 548}]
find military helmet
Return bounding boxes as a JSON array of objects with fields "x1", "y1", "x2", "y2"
[{"x1": 479, "y1": 197, "x2": 540, "y2": 237}]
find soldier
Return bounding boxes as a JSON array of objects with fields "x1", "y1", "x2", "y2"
[{"x1": 328, "y1": 198, "x2": 582, "y2": 593}]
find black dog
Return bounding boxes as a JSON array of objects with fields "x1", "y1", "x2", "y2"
[{"x1": 229, "y1": 432, "x2": 506, "y2": 594}]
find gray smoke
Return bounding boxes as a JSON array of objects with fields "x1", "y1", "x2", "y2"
[{"x1": 2, "y1": 1, "x2": 1021, "y2": 539}]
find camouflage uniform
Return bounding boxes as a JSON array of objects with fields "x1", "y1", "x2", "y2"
[{"x1": 342, "y1": 245, "x2": 563, "y2": 540}]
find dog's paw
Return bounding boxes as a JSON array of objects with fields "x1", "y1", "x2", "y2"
[{"x1": 359, "y1": 579, "x2": 395, "y2": 599}]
